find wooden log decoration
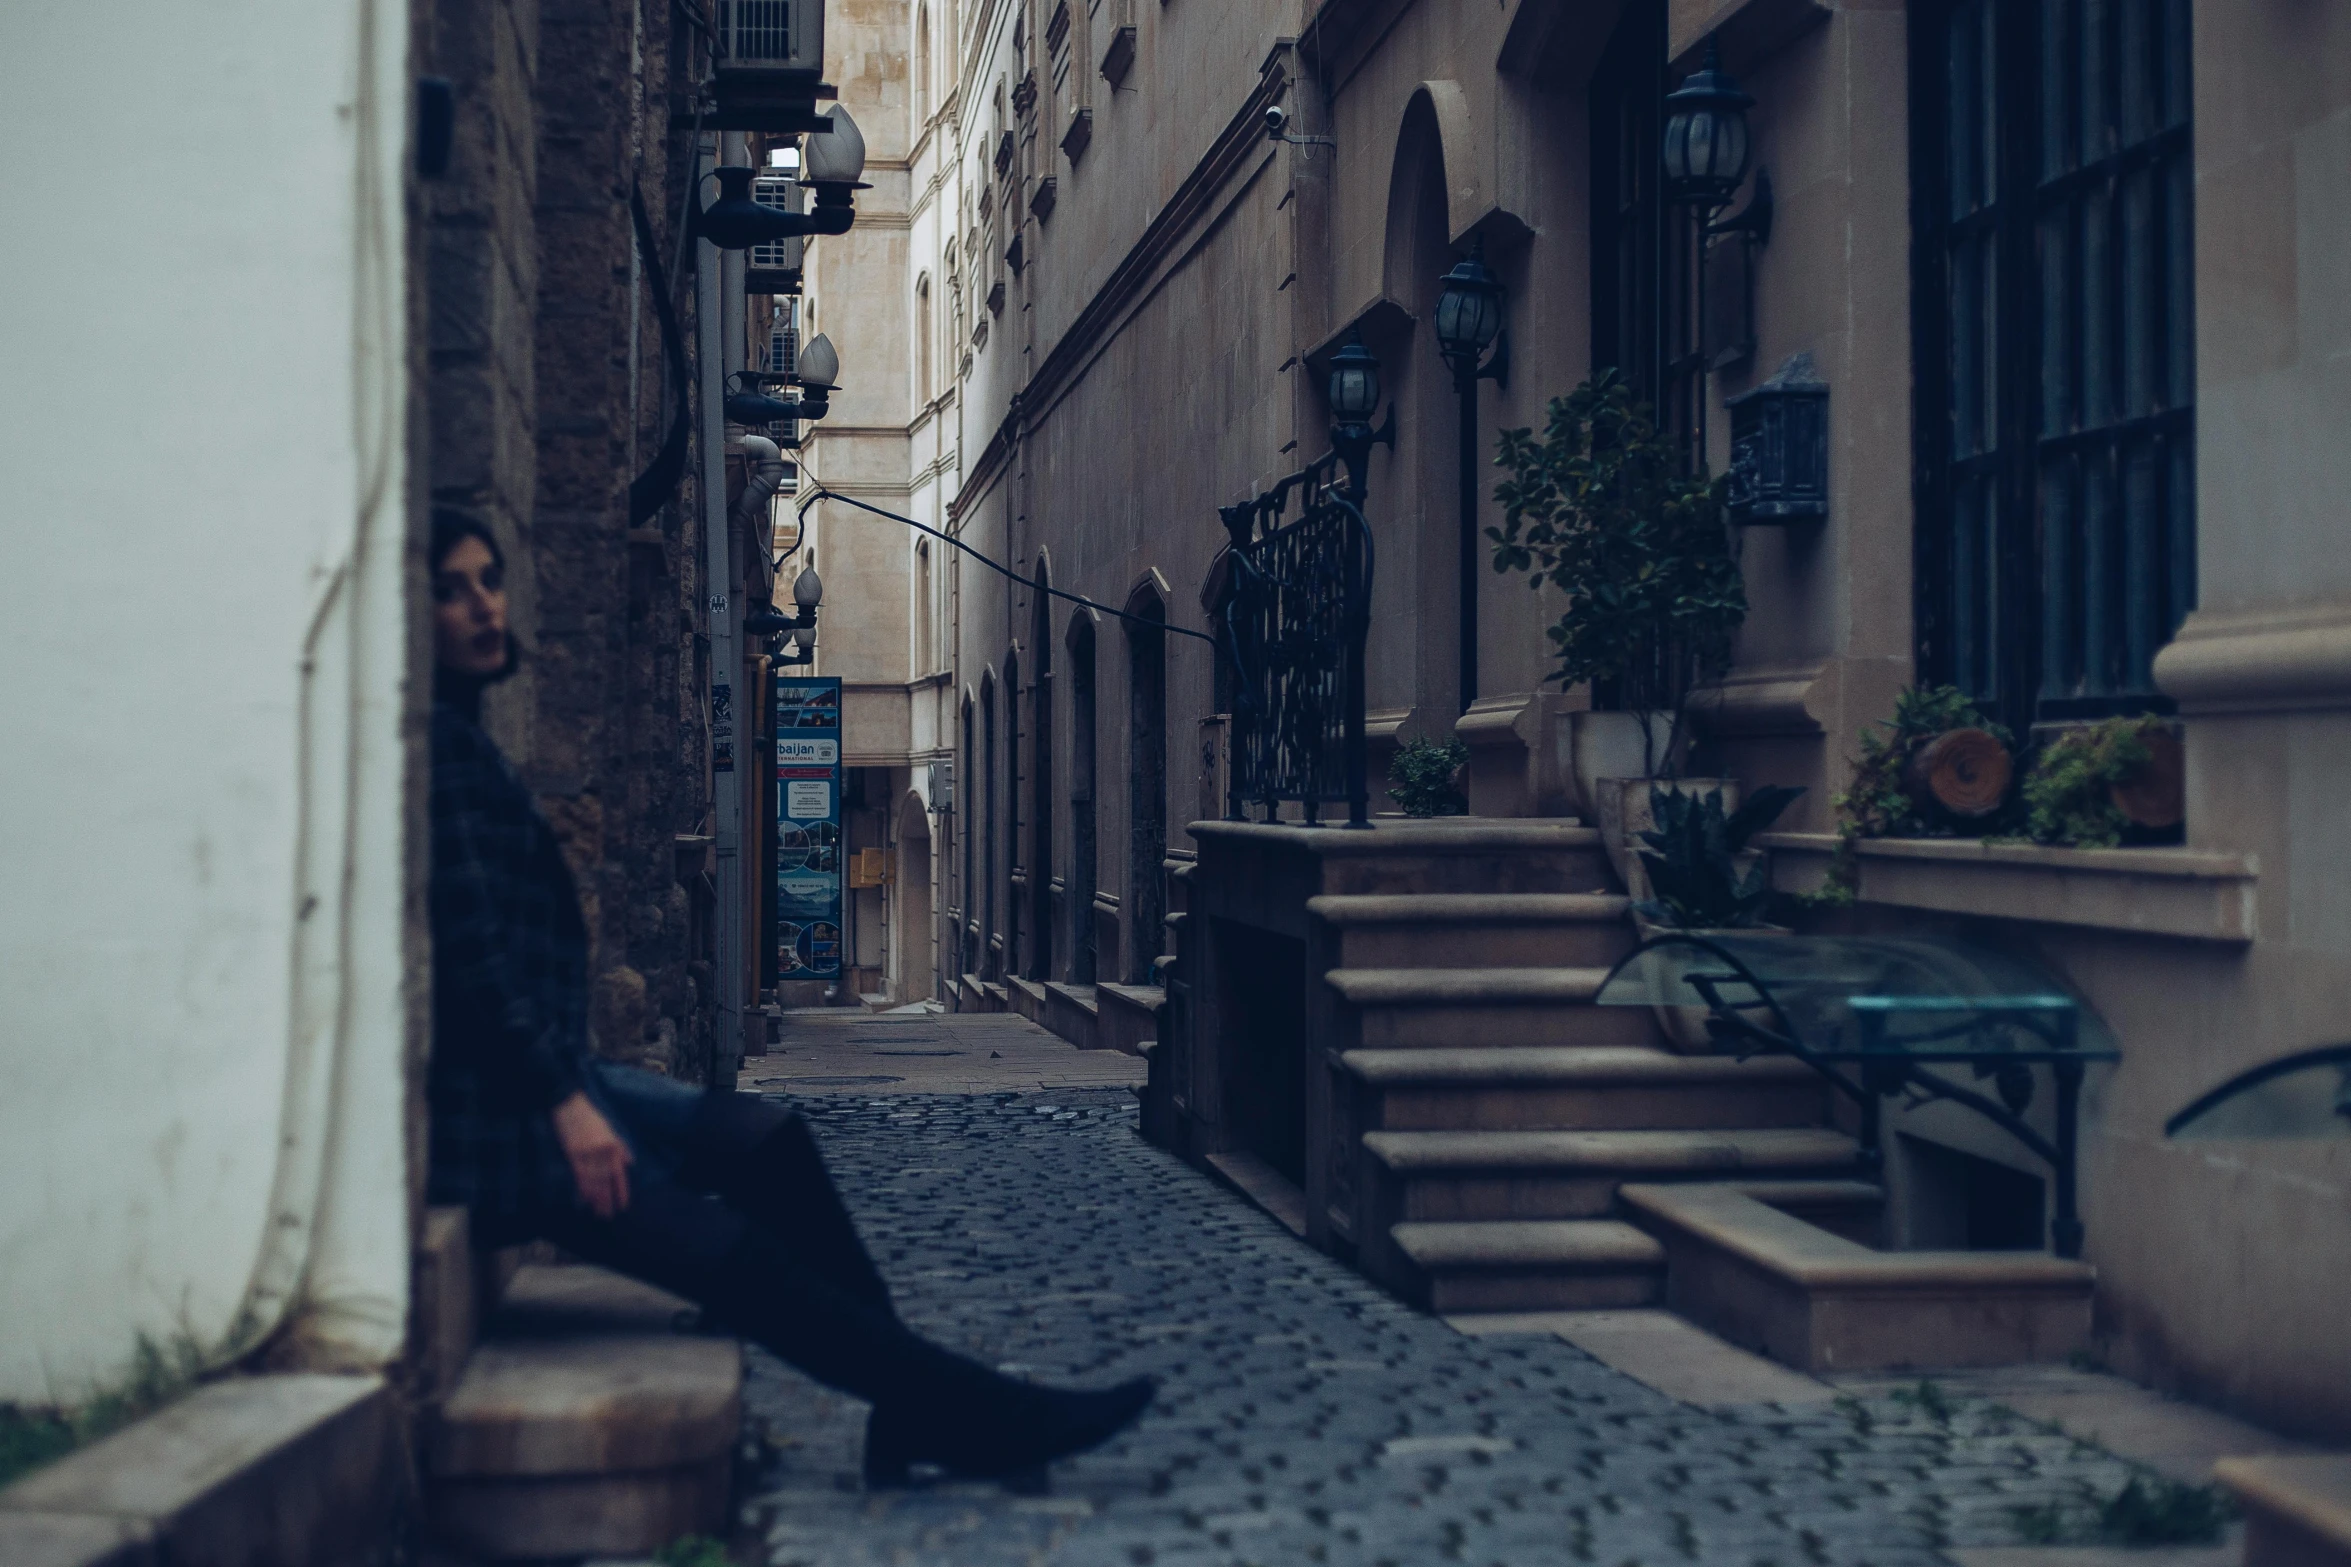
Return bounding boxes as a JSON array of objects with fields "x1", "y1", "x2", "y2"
[
  {"x1": 1904, "y1": 727, "x2": 2013, "y2": 818},
  {"x1": 2110, "y1": 725, "x2": 2186, "y2": 829}
]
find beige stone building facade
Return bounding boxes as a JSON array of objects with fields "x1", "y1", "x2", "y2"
[{"x1": 802, "y1": 0, "x2": 2351, "y2": 1440}]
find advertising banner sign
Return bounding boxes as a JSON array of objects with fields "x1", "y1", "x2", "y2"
[{"x1": 773, "y1": 676, "x2": 843, "y2": 981}]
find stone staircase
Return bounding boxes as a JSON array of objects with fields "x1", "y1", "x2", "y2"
[
  {"x1": 1315, "y1": 840, "x2": 1861, "y2": 1316},
  {"x1": 414, "y1": 1209, "x2": 741, "y2": 1562}
]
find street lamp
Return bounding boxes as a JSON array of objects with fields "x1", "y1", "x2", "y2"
[
  {"x1": 1663, "y1": 36, "x2": 1773, "y2": 469},
  {"x1": 1325, "y1": 329, "x2": 1395, "y2": 500},
  {"x1": 696, "y1": 107, "x2": 869, "y2": 248},
  {"x1": 757, "y1": 560, "x2": 825, "y2": 666},
  {"x1": 1433, "y1": 235, "x2": 1509, "y2": 716}
]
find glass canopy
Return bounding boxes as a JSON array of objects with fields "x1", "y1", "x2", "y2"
[
  {"x1": 2166, "y1": 1044, "x2": 2351, "y2": 1140},
  {"x1": 1594, "y1": 933, "x2": 2119, "y2": 1061}
]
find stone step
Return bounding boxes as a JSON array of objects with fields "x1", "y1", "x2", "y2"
[
  {"x1": 1327, "y1": 967, "x2": 1659, "y2": 1048},
  {"x1": 2217, "y1": 1454, "x2": 2351, "y2": 1567},
  {"x1": 1309, "y1": 893, "x2": 1637, "y2": 969},
  {"x1": 425, "y1": 1264, "x2": 741, "y2": 1561},
  {"x1": 1389, "y1": 1219, "x2": 1666, "y2": 1313},
  {"x1": 1364, "y1": 1126, "x2": 1861, "y2": 1221},
  {"x1": 1096, "y1": 981, "x2": 1163, "y2": 1056},
  {"x1": 1343, "y1": 1046, "x2": 1830, "y2": 1131},
  {"x1": 1289, "y1": 820, "x2": 1620, "y2": 898}
]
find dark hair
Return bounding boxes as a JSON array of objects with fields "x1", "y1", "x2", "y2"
[
  {"x1": 429, "y1": 507, "x2": 520, "y2": 701},
  {"x1": 430, "y1": 507, "x2": 505, "y2": 574}
]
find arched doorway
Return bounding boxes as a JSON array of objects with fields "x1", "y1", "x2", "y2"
[
  {"x1": 959, "y1": 692, "x2": 976, "y2": 981},
  {"x1": 980, "y1": 669, "x2": 999, "y2": 980},
  {"x1": 1027, "y1": 568, "x2": 1055, "y2": 982},
  {"x1": 1066, "y1": 610, "x2": 1098, "y2": 985},
  {"x1": 1376, "y1": 92, "x2": 1470, "y2": 718},
  {"x1": 1124, "y1": 583, "x2": 1167, "y2": 984},
  {"x1": 894, "y1": 790, "x2": 933, "y2": 1003}
]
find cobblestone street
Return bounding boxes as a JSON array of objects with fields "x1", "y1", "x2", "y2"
[{"x1": 732, "y1": 1017, "x2": 2196, "y2": 1567}]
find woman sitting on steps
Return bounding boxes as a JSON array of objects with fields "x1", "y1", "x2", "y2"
[{"x1": 424, "y1": 508, "x2": 1153, "y2": 1490}]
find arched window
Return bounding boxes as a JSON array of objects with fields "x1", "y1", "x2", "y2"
[
  {"x1": 916, "y1": 274, "x2": 934, "y2": 402},
  {"x1": 915, "y1": 4, "x2": 931, "y2": 121}
]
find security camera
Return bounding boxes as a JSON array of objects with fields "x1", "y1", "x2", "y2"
[{"x1": 1264, "y1": 104, "x2": 1288, "y2": 141}]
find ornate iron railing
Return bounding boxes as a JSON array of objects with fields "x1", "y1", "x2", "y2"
[{"x1": 1216, "y1": 451, "x2": 1375, "y2": 827}]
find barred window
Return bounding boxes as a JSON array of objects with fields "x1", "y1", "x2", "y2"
[{"x1": 1911, "y1": 0, "x2": 2194, "y2": 729}]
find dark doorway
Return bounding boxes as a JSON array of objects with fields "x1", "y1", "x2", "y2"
[
  {"x1": 1901, "y1": 1134, "x2": 2048, "y2": 1250},
  {"x1": 960, "y1": 696, "x2": 976, "y2": 978},
  {"x1": 1217, "y1": 922, "x2": 1307, "y2": 1188},
  {"x1": 1004, "y1": 650, "x2": 1021, "y2": 977},
  {"x1": 1067, "y1": 613, "x2": 1098, "y2": 984},
  {"x1": 1125, "y1": 589, "x2": 1168, "y2": 984},
  {"x1": 982, "y1": 671, "x2": 1000, "y2": 978}
]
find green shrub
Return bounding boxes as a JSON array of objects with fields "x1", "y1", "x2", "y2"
[
  {"x1": 1387, "y1": 737, "x2": 1468, "y2": 818},
  {"x1": 0, "y1": 1333, "x2": 209, "y2": 1489},
  {"x1": 2019, "y1": 715, "x2": 2171, "y2": 849},
  {"x1": 1635, "y1": 783, "x2": 1804, "y2": 929},
  {"x1": 1489, "y1": 370, "x2": 1746, "y2": 769},
  {"x1": 1811, "y1": 685, "x2": 2014, "y2": 905}
]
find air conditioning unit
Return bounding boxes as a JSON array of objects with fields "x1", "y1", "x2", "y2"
[
  {"x1": 929, "y1": 759, "x2": 953, "y2": 815},
  {"x1": 747, "y1": 175, "x2": 805, "y2": 293},
  {"x1": 713, "y1": 0, "x2": 829, "y2": 129}
]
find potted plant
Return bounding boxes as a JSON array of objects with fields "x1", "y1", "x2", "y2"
[
  {"x1": 1630, "y1": 782, "x2": 1804, "y2": 1051},
  {"x1": 1490, "y1": 371, "x2": 1748, "y2": 870}
]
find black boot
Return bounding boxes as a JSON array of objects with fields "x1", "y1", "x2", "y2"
[
  {"x1": 862, "y1": 1376, "x2": 1157, "y2": 1492},
  {"x1": 688, "y1": 1094, "x2": 895, "y2": 1314},
  {"x1": 704, "y1": 1238, "x2": 1155, "y2": 1492}
]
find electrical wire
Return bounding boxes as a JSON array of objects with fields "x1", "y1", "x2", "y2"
[{"x1": 794, "y1": 487, "x2": 1214, "y2": 644}]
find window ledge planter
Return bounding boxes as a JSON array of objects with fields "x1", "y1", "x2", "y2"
[{"x1": 1756, "y1": 832, "x2": 2257, "y2": 944}]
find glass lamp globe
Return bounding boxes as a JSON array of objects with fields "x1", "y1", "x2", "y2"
[
  {"x1": 794, "y1": 333, "x2": 839, "y2": 391},
  {"x1": 1326, "y1": 330, "x2": 1381, "y2": 421},
  {"x1": 802, "y1": 105, "x2": 868, "y2": 187},
  {"x1": 1662, "y1": 39, "x2": 1755, "y2": 209},
  {"x1": 793, "y1": 563, "x2": 825, "y2": 611},
  {"x1": 1433, "y1": 243, "x2": 1506, "y2": 362}
]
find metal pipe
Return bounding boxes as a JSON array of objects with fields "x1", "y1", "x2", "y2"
[{"x1": 696, "y1": 131, "x2": 742, "y2": 1088}]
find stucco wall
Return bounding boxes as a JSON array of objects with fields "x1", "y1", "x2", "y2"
[{"x1": 0, "y1": 1, "x2": 414, "y2": 1399}]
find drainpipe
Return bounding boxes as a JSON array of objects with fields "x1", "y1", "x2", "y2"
[{"x1": 697, "y1": 129, "x2": 744, "y2": 1088}]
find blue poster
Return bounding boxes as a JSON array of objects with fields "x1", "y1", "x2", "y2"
[{"x1": 773, "y1": 676, "x2": 843, "y2": 980}]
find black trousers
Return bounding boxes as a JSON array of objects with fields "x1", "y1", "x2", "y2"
[{"x1": 522, "y1": 1066, "x2": 975, "y2": 1411}]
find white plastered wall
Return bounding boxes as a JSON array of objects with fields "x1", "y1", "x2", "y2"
[{"x1": 0, "y1": 0, "x2": 413, "y2": 1400}]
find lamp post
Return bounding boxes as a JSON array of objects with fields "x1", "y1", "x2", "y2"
[
  {"x1": 755, "y1": 561, "x2": 825, "y2": 666},
  {"x1": 1662, "y1": 37, "x2": 1770, "y2": 470},
  {"x1": 1433, "y1": 236, "x2": 1508, "y2": 716}
]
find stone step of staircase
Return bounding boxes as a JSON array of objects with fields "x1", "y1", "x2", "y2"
[
  {"x1": 1309, "y1": 893, "x2": 1637, "y2": 969},
  {"x1": 1326, "y1": 967, "x2": 1659, "y2": 1048},
  {"x1": 1364, "y1": 1126, "x2": 1861, "y2": 1221},
  {"x1": 424, "y1": 1263, "x2": 741, "y2": 1562},
  {"x1": 1389, "y1": 1219, "x2": 1667, "y2": 1313},
  {"x1": 1302, "y1": 821, "x2": 1618, "y2": 898},
  {"x1": 2217, "y1": 1454, "x2": 2351, "y2": 1567},
  {"x1": 1342, "y1": 1046, "x2": 1830, "y2": 1131}
]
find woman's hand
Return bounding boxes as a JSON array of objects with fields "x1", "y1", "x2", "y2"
[{"x1": 551, "y1": 1091, "x2": 633, "y2": 1218}]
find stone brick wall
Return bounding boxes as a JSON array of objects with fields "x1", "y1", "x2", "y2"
[{"x1": 420, "y1": 0, "x2": 717, "y2": 1082}]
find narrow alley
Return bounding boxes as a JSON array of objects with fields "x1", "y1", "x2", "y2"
[{"x1": 730, "y1": 1010, "x2": 2247, "y2": 1567}]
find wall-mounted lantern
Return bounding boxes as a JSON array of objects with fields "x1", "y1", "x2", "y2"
[
  {"x1": 1664, "y1": 37, "x2": 1774, "y2": 464},
  {"x1": 1324, "y1": 329, "x2": 1395, "y2": 500},
  {"x1": 698, "y1": 107, "x2": 867, "y2": 249},
  {"x1": 1725, "y1": 352, "x2": 1828, "y2": 526}
]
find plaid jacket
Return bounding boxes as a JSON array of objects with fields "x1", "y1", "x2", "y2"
[{"x1": 427, "y1": 700, "x2": 591, "y2": 1223}]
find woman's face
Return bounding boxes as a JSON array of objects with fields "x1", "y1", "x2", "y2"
[{"x1": 432, "y1": 535, "x2": 509, "y2": 676}]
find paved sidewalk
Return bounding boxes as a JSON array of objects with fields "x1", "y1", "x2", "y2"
[
  {"x1": 730, "y1": 1013, "x2": 2234, "y2": 1567},
  {"x1": 741, "y1": 1006, "x2": 1147, "y2": 1096}
]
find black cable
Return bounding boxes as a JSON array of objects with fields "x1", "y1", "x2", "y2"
[
  {"x1": 795, "y1": 487, "x2": 1215, "y2": 645},
  {"x1": 628, "y1": 184, "x2": 694, "y2": 524}
]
